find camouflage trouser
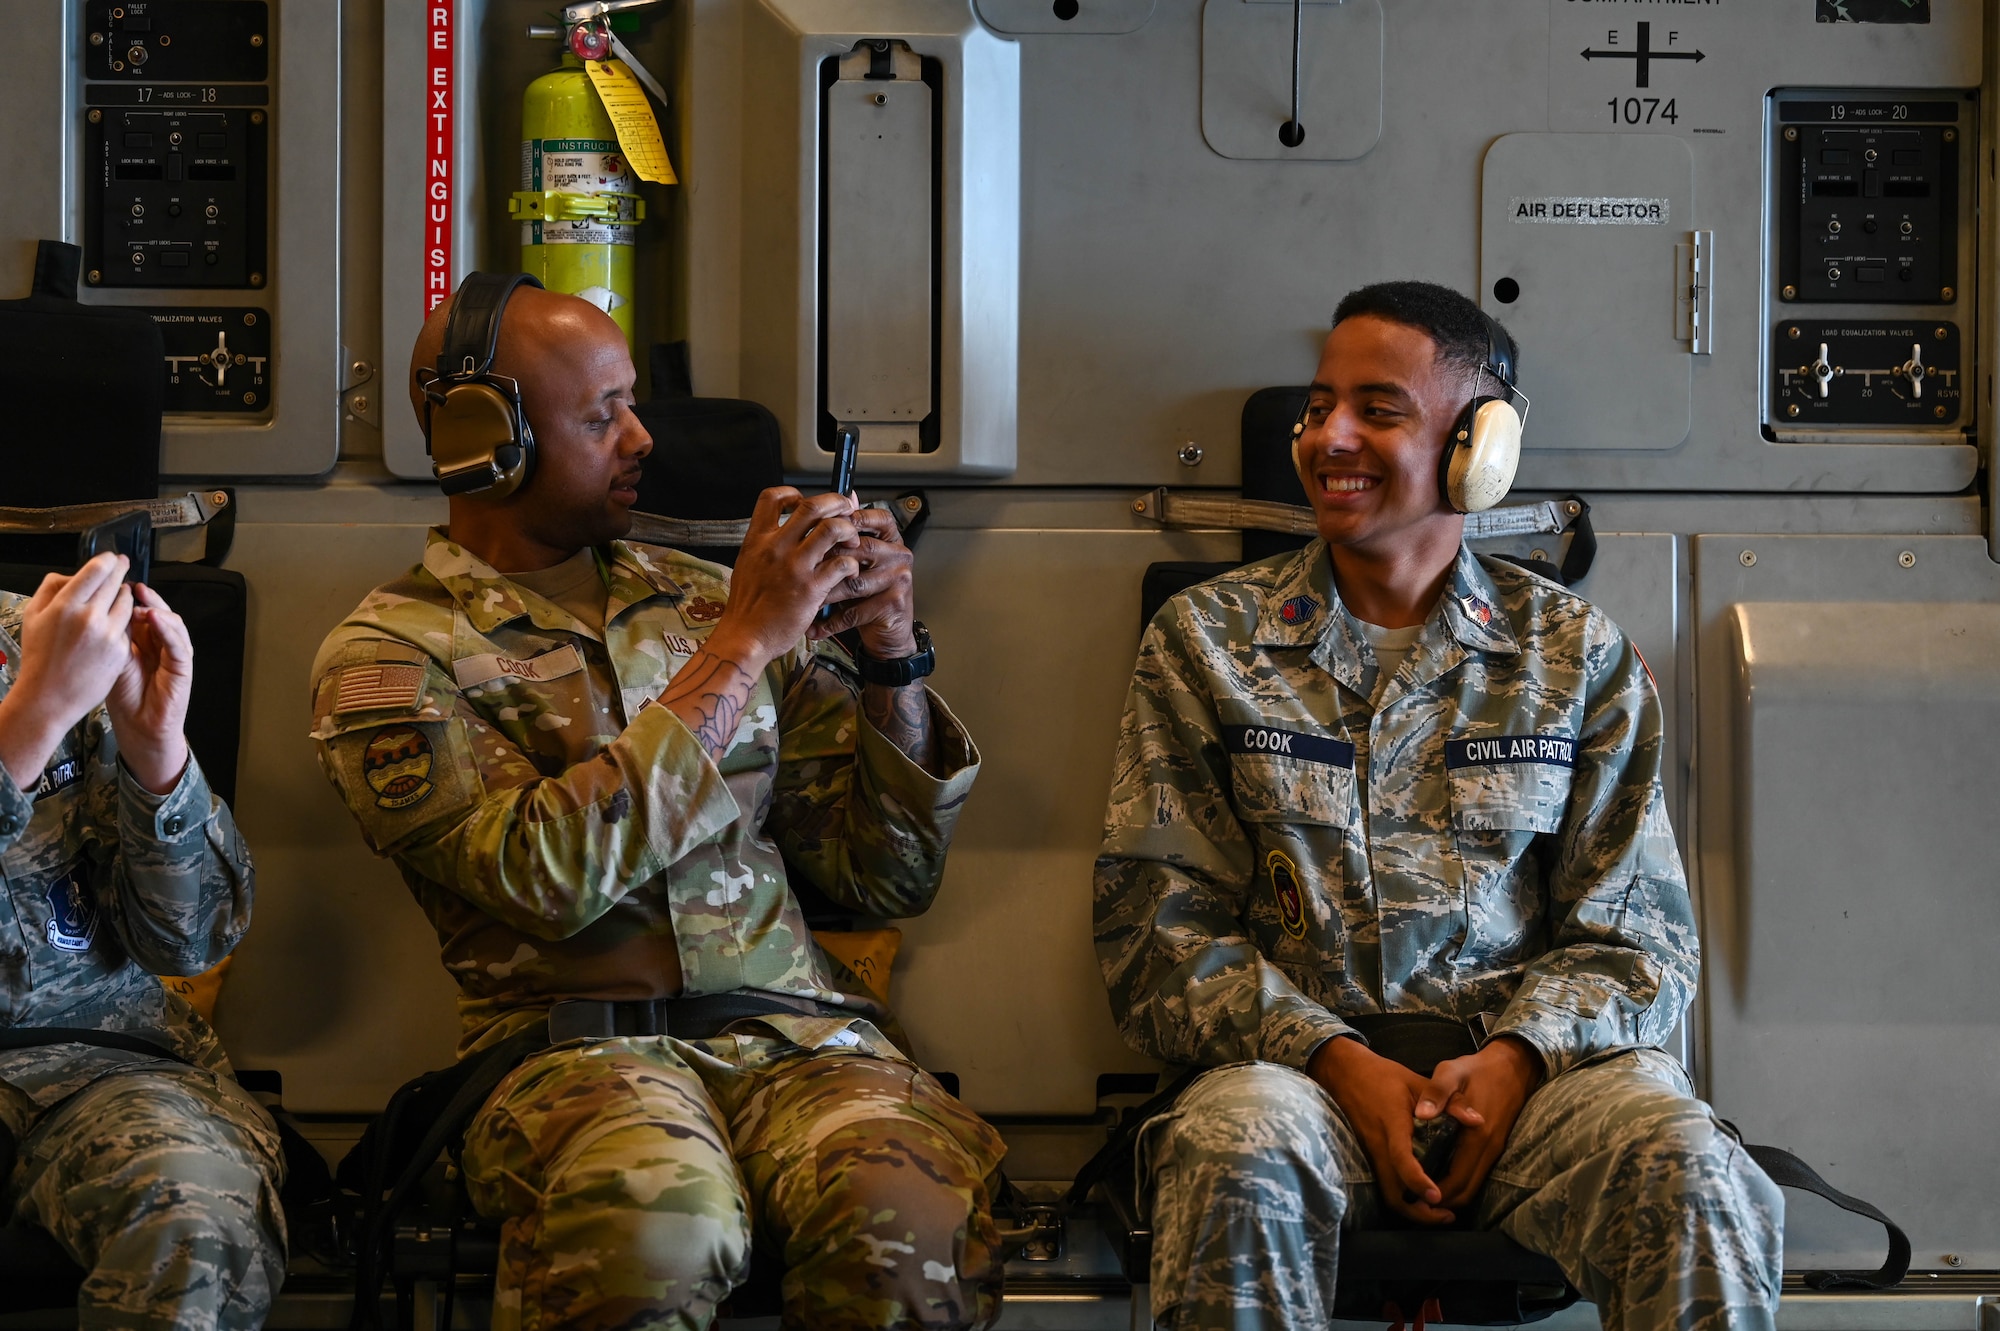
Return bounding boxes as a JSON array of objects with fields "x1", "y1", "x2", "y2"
[
  {"x1": 461, "y1": 1033, "x2": 1007, "y2": 1331},
  {"x1": 1140, "y1": 1048, "x2": 1784, "y2": 1331},
  {"x1": 6, "y1": 1064, "x2": 288, "y2": 1331}
]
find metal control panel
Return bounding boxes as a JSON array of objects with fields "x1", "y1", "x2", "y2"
[
  {"x1": 1778, "y1": 99, "x2": 1958, "y2": 305},
  {"x1": 1766, "y1": 90, "x2": 1974, "y2": 442},
  {"x1": 87, "y1": 105, "x2": 267, "y2": 287},
  {"x1": 1771, "y1": 320, "x2": 1960, "y2": 427},
  {"x1": 146, "y1": 305, "x2": 272, "y2": 411}
]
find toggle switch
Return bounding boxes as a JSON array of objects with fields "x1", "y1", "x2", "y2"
[{"x1": 1898, "y1": 343, "x2": 1924, "y2": 400}]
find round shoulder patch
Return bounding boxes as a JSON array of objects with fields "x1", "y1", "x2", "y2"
[
  {"x1": 363, "y1": 725, "x2": 436, "y2": 810},
  {"x1": 1265, "y1": 847, "x2": 1310, "y2": 939}
]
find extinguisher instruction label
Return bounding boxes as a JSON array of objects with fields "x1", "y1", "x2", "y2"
[
  {"x1": 523, "y1": 140, "x2": 639, "y2": 246},
  {"x1": 425, "y1": 0, "x2": 455, "y2": 313}
]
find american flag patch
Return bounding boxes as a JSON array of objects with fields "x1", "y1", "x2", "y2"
[{"x1": 334, "y1": 664, "x2": 425, "y2": 714}]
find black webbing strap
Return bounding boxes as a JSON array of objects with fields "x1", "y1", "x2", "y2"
[
  {"x1": 0, "y1": 1027, "x2": 190, "y2": 1062},
  {"x1": 1740, "y1": 1142, "x2": 1911, "y2": 1290}
]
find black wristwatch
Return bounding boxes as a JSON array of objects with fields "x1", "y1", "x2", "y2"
[{"x1": 856, "y1": 622, "x2": 936, "y2": 687}]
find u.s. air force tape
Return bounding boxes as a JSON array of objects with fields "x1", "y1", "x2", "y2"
[
  {"x1": 1224, "y1": 724, "x2": 1355, "y2": 769},
  {"x1": 1445, "y1": 735, "x2": 1576, "y2": 770}
]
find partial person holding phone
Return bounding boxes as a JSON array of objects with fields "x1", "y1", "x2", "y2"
[{"x1": 0, "y1": 551, "x2": 286, "y2": 1329}]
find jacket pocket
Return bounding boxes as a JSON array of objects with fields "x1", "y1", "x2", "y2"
[
  {"x1": 1445, "y1": 736, "x2": 1575, "y2": 833},
  {"x1": 1220, "y1": 719, "x2": 1357, "y2": 828}
]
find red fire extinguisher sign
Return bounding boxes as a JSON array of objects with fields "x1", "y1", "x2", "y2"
[{"x1": 425, "y1": 2, "x2": 455, "y2": 314}]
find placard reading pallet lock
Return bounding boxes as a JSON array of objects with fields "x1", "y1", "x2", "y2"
[{"x1": 424, "y1": 0, "x2": 456, "y2": 315}]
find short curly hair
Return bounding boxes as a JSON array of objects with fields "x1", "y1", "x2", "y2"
[{"x1": 1332, "y1": 280, "x2": 1518, "y2": 382}]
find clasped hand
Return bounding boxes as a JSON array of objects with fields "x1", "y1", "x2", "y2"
[
  {"x1": 0, "y1": 554, "x2": 192, "y2": 796},
  {"x1": 1308, "y1": 1032, "x2": 1545, "y2": 1226},
  {"x1": 708, "y1": 488, "x2": 918, "y2": 671}
]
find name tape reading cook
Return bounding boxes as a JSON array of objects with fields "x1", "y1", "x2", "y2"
[{"x1": 1509, "y1": 196, "x2": 1670, "y2": 225}]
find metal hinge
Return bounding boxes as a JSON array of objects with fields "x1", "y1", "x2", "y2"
[{"x1": 1676, "y1": 229, "x2": 1713, "y2": 355}]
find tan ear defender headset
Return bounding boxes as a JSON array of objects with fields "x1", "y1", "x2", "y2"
[
  {"x1": 416, "y1": 271, "x2": 543, "y2": 498},
  {"x1": 1291, "y1": 307, "x2": 1528, "y2": 514}
]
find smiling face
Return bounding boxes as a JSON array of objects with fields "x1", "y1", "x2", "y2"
[{"x1": 1296, "y1": 314, "x2": 1471, "y2": 557}]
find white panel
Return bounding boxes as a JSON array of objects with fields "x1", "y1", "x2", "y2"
[
  {"x1": 1695, "y1": 535, "x2": 2000, "y2": 1271},
  {"x1": 1199, "y1": 0, "x2": 1381, "y2": 162},
  {"x1": 1481, "y1": 133, "x2": 1693, "y2": 452},
  {"x1": 976, "y1": 0, "x2": 1154, "y2": 37},
  {"x1": 826, "y1": 76, "x2": 933, "y2": 452}
]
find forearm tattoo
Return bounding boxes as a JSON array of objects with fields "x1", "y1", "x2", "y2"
[
  {"x1": 661, "y1": 651, "x2": 758, "y2": 759},
  {"x1": 863, "y1": 682, "x2": 940, "y2": 774}
]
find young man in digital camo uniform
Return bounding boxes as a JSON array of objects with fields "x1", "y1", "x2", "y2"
[
  {"x1": 0, "y1": 553, "x2": 285, "y2": 1328},
  {"x1": 1095, "y1": 281, "x2": 1784, "y2": 1331},
  {"x1": 309, "y1": 280, "x2": 1002, "y2": 1331}
]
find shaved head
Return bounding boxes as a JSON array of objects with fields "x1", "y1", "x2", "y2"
[{"x1": 414, "y1": 281, "x2": 651, "y2": 571}]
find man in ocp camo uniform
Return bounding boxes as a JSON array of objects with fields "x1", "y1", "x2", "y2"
[
  {"x1": 0, "y1": 553, "x2": 285, "y2": 1329},
  {"x1": 1095, "y1": 281, "x2": 1783, "y2": 1331},
  {"x1": 309, "y1": 278, "x2": 1001, "y2": 1331}
]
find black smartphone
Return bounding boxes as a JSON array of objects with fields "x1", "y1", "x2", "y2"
[
  {"x1": 818, "y1": 427, "x2": 860, "y2": 622},
  {"x1": 828, "y1": 424, "x2": 859, "y2": 498},
  {"x1": 76, "y1": 510, "x2": 152, "y2": 586}
]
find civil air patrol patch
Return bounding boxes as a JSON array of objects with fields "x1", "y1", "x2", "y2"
[
  {"x1": 1266, "y1": 848, "x2": 1309, "y2": 939},
  {"x1": 682, "y1": 595, "x2": 726, "y2": 625},
  {"x1": 1279, "y1": 595, "x2": 1319, "y2": 626},
  {"x1": 45, "y1": 864, "x2": 98, "y2": 952},
  {"x1": 33, "y1": 756, "x2": 83, "y2": 801},
  {"x1": 1445, "y1": 734, "x2": 1576, "y2": 770},
  {"x1": 1460, "y1": 594, "x2": 1494, "y2": 626},
  {"x1": 362, "y1": 725, "x2": 436, "y2": 809}
]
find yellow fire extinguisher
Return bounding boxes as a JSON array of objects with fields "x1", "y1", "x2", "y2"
[{"x1": 510, "y1": 48, "x2": 645, "y2": 345}]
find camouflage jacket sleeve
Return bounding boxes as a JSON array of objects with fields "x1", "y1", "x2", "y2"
[
  {"x1": 763, "y1": 641, "x2": 980, "y2": 918},
  {"x1": 1488, "y1": 621, "x2": 1699, "y2": 1079},
  {"x1": 1094, "y1": 613, "x2": 1353, "y2": 1070},
  {"x1": 0, "y1": 713, "x2": 253, "y2": 978},
  {"x1": 311, "y1": 633, "x2": 745, "y2": 941}
]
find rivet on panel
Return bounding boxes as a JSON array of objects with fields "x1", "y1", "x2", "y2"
[
  {"x1": 1784, "y1": 127, "x2": 1798, "y2": 142},
  {"x1": 1943, "y1": 1254, "x2": 1963, "y2": 1267},
  {"x1": 352, "y1": 395, "x2": 369, "y2": 415},
  {"x1": 1530, "y1": 548, "x2": 1546, "y2": 562},
  {"x1": 211, "y1": 491, "x2": 229, "y2": 507},
  {"x1": 243, "y1": 312, "x2": 257, "y2": 326},
  {"x1": 1739, "y1": 550, "x2": 1757, "y2": 568},
  {"x1": 1898, "y1": 550, "x2": 1917, "y2": 568},
  {"x1": 1786, "y1": 326, "x2": 1800, "y2": 340},
  {"x1": 1943, "y1": 129, "x2": 1956, "y2": 143},
  {"x1": 90, "y1": 31, "x2": 104, "y2": 45},
  {"x1": 1786, "y1": 404, "x2": 1801, "y2": 418},
  {"x1": 250, "y1": 33, "x2": 264, "y2": 46},
  {"x1": 87, "y1": 108, "x2": 102, "y2": 124},
  {"x1": 1131, "y1": 498, "x2": 1147, "y2": 514},
  {"x1": 1934, "y1": 405, "x2": 1947, "y2": 418},
  {"x1": 1941, "y1": 286, "x2": 1955, "y2": 301},
  {"x1": 242, "y1": 391, "x2": 256, "y2": 405},
  {"x1": 1178, "y1": 443, "x2": 1204, "y2": 466},
  {"x1": 1781, "y1": 284, "x2": 1797, "y2": 301},
  {"x1": 1934, "y1": 327, "x2": 1949, "y2": 340},
  {"x1": 86, "y1": 270, "x2": 101, "y2": 284}
]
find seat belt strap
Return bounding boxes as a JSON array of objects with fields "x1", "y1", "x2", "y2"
[{"x1": 1741, "y1": 1142, "x2": 1912, "y2": 1290}]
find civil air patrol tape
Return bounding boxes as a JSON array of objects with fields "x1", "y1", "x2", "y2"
[{"x1": 1445, "y1": 735, "x2": 1576, "y2": 769}]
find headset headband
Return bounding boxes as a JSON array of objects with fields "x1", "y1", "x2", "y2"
[
  {"x1": 1477, "y1": 308, "x2": 1516, "y2": 394},
  {"x1": 437, "y1": 271, "x2": 543, "y2": 383}
]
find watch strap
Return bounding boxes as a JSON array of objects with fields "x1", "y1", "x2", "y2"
[{"x1": 856, "y1": 623, "x2": 935, "y2": 687}]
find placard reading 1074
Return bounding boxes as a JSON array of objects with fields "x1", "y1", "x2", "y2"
[{"x1": 1607, "y1": 97, "x2": 1677, "y2": 127}]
